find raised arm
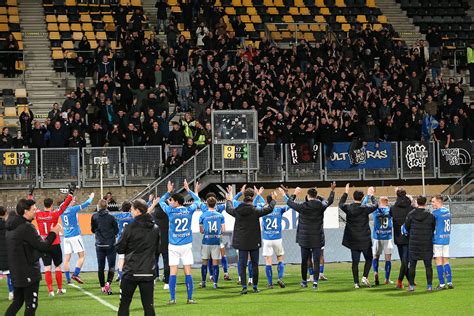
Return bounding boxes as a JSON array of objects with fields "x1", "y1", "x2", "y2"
[
  {"x1": 184, "y1": 179, "x2": 202, "y2": 211},
  {"x1": 286, "y1": 187, "x2": 305, "y2": 213},
  {"x1": 256, "y1": 197, "x2": 277, "y2": 218},
  {"x1": 225, "y1": 186, "x2": 236, "y2": 217}
]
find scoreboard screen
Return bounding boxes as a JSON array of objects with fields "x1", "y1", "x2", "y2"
[
  {"x1": 2, "y1": 152, "x2": 31, "y2": 166},
  {"x1": 223, "y1": 145, "x2": 248, "y2": 160}
]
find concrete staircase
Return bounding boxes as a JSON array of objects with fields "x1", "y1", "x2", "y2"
[
  {"x1": 376, "y1": 0, "x2": 424, "y2": 47},
  {"x1": 18, "y1": 0, "x2": 66, "y2": 116},
  {"x1": 142, "y1": 0, "x2": 157, "y2": 27}
]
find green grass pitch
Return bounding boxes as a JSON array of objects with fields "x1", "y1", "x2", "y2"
[{"x1": 1, "y1": 258, "x2": 473, "y2": 315}]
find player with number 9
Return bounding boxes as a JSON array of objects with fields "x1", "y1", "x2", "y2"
[
  {"x1": 431, "y1": 195, "x2": 453, "y2": 290},
  {"x1": 159, "y1": 180, "x2": 201, "y2": 304}
]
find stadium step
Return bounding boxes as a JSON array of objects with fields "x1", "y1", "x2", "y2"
[
  {"x1": 376, "y1": 0, "x2": 425, "y2": 46},
  {"x1": 18, "y1": 0, "x2": 66, "y2": 114},
  {"x1": 142, "y1": 0, "x2": 158, "y2": 26}
]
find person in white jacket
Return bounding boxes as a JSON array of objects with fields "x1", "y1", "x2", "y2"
[{"x1": 196, "y1": 23, "x2": 209, "y2": 47}]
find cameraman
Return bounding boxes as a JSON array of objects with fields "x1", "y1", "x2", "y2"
[{"x1": 117, "y1": 199, "x2": 160, "y2": 316}]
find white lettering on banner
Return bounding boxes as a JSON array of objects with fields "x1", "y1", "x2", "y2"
[
  {"x1": 440, "y1": 148, "x2": 472, "y2": 166},
  {"x1": 331, "y1": 149, "x2": 387, "y2": 164},
  {"x1": 290, "y1": 143, "x2": 298, "y2": 165},
  {"x1": 405, "y1": 144, "x2": 427, "y2": 168},
  {"x1": 189, "y1": 206, "x2": 340, "y2": 233}
]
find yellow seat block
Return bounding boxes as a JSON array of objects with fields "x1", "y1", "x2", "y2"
[
  {"x1": 52, "y1": 50, "x2": 64, "y2": 60},
  {"x1": 46, "y1": 15, "x2": 56, "y2": 23},
  {"x1": 357, "y1": 15, "x2": 368, "y2": 23},
  {"x1": 47, "y1": 23, "x2": 58, "y2": 31},
  {"x1": 378, "y1": 15, "x2": 388, "y2": 24},
  {"x1": 341, "y1": 23, "x2": 350, "y2": 32},
  {"x1": 57, "y1": 15, "x2": 68, "y2": 23}
]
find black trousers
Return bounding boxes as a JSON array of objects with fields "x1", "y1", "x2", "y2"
[
  {"x1": 300, "y1": 246, "x2": 321, "y2": 281},
  {"x1": 351, "y1": 248, "x2": 373, "y2": 284},
  {"x1": 96, "y1": 246, "x2": 116, "y2": 287},
  {"x1": 5, "y1": 281, "x2": 40, "y2": 316},
  {"x1": 397, "y1": 244, "x2": 410, "y2": 282},
  {"x1": 238, "y1": 249, "x2": 259, "y2": 287},
  {"x1": 118, "y1": 278, "x2": 155, "y2": 316},
  {"x1": 409, "y1": 259, "x2": 433, "y2": 287},
  {"x1": 156, "y1": 250, "x2": 170, "y2": 284}
]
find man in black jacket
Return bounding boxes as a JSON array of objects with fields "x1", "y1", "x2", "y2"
[
  {"x1": 282, "y1": 182, "x2": 336, "y2": 290},
  {"x1": 6, "y1": 199, "x2": 62, "y2": 316},
  {"x1": 389, "y1": 187, "x2": 413, "y2": 289},
  {"x1": 225, "y1": 186, "x2": 276, "y2": 294},
  {"x1": 91, "y1": 199, "x2": 119, "y2": 295},
  {"x1": 0, "y1": 206, "x2": 13, "y2": 300},
  {"x1": 339, "y1": 183, "x2": 378, "y2": 288},
  {"x1": 403, "y1": 196, "x2": 436, "y2": 292},
  {"x1": 117, "y1": 199, "x2": 160, "y2": 316}
]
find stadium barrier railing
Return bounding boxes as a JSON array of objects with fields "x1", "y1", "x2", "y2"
[
  {"x1": 123, "y1": 145, "x2": 162, "y2": 186},
  {"x1": 40, "y1": 147, "x2": 80, "y2": 188},
  {"x1": 82, "y1": 146, "x2": 122, "y2": 187}
]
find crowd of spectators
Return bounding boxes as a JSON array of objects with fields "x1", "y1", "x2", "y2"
[{"x1": 1, "y1": 2, "x2": 474, "y2": 166}]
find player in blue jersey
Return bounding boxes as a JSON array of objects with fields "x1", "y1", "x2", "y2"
[
  {"x1": 199, "y1": 196, "x2": 226, "y2": 289},
  {"x1": 159, "y1": 180, "x2": 201, "y2": 304},
  {"x1": 113, "y1": 201, "x2": 134, "y2": 282},
  {"x1": 256, "y1": 191, "x2": 289, "y2": 289},
  {"x1": 61, "y1": 192, "x2": 94, "y2": 284},
  {"x1": 362, "y1": 195, "x2": 393, "y2": 285},
  {"x1": 200, "y1": 192, "x2": 231, "y2": 281},
  {"x1": 431, "y1": 195, "x2": 453, "y2": 290}
]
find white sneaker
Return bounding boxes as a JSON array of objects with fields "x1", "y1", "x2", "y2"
[
  {"x1": 307, "y1": 275, "x2": 314, "y2": 282},
  {"x1": 8, "y1": 292, "x2": 14, "y2": 301},
  {"x1": 163, "y1": 284, "x2": 169, "y2": 290},
  {"x1": 361, "y1": 277, "x2": 371, "y2": 288},
  {"x1": 354, "y1": 283, "x2": 360, "y2": 289},
  {"x1": 48, "y1": 291, "x2": 55, "y2": 297},
  {"x1": 57, "y1": 288, "x2": 66, "y2": 295}
]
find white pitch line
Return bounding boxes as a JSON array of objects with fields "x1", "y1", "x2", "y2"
[{"x1": 69, "y1": 283, "x2": 118, "y2": 312}]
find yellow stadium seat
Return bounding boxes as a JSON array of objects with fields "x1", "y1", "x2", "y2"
[
  {"x1": 282, "y1": 15, "x2": 294, "y2": 23},
  {"x1": 65, "y1": 0, "x2": 76, "y2": 6},
  {"x1": 320, "y1": 7, "x2": 330, "y2": 15},
  {"x1": 131, "y1": 0, "x2": 141, "y2": 6},
  {"x1": 341, "y1": 23, "x2": 350, "y2": 32},
  {"x1": 62, "y1": 41, "x2": 74, "y2": 50},
  {"x1": 12, "y1": 32, "x2": 21, "y2": 41},
  {"x1": 336, "y1": 15, "x2": 346, "y2": 23},
  {"x1": 182, "y1": 31, "x2": 191, "y2": 39},
  {"x1": 80, "y1": 15, "x2": 91, "y2": 22},
  {"x1": 272, "y1": 32, "x2": 282, "y2": 40},
  {"x1": 300, "y1": 7, "x2": 310, "y2": 15},
  {"x1": 251, "y1": 15, "x2": 262, "y2": 23},
  {"x1": 170, "y1": 6, "x2": 181, "y2": 13},
  {"x1": 0, "y1": 16, "x2": 7, "y2": 24},
  {"x1": 82, "y1": 23, "x2": 93, "y2": 31},
  {"x1": 7, "y1": 7, "x2": 18, "y2": 15},
  {"x1": 0, "y1": 8, "x2": 6, "y2": 15},
  {"x1": 85, "y1": 31, "x2": 95, "y2": 40},
  {"x1": 294, "y1": 0, "x2": 304, "y2": 7},
  {"x1": 372, "y1": 23, "x2": 383, "y2": 31},
  {"x1": 7, "y1": 0, "x2": 17, "y2": 6},
  {"x1": 96, "y1": 31, "x2": 107, "y2": 40},
  {"x1": 245, "y1": 23, "x2": 255, "y2": 32},
  {"x1": 49, "y1": 32, "x2": 60, "y2": 40},
  {"x1": 299, "y1": 24, "x2": 309, "y2": 32},
  {"x1": 267, "y1": 7, "x2": 278, "y2": 15},
  {"x1": 57, "y1": 15, "x2": 68, "y2": 23},
  {"x1": 71, "y1": 23, "x2": 81, "y2": 31},
  {"x1": 281, "y1": 31, "x2": 291, "y2": 39},
  {"x1": 65, "y1": 51, "x2": 77, "y2": 59},
  {"x1": 47, "y1": 23, "x2": 58, "y2": 31},
  {"x1": 46, "y1": 15, "x2": 56, "y2": 23},
  {"x1": 274, "y1": 0, "x2": 284, "y2": 6},
  {"x1": 59, "y1": 23, "x2": 70, "y2": 32},
  {"x1": 315, "y1": 0, "x2": 325, "y2": 7},
  {"x1": 247, "y1": 7, "x2": 257, "y2": 15},
  {"x1": 266, "y1": 24, "x2": 277, "y2": 31},
  {"x1": 72, "y1": 31, "x2": 83, "y2": 40},
  {"x1": 241, "y1": 15, "x2": 251, "y2": 23},
  {"x1": 263, "y1": 0, "x2": 272, "y2": 5},
  {"x1": 17, "y1": 105, "x2": 29, "y2": 114},
  {"x1": 357, "y1": 15, "x2": 368, "y2": 23},
  {"x1": 225, "y1": 7, "x2": 236, "y2": 15},
  {"x1": 314, "y1": 15, "x2": 326, "y2": 23},
  {"x1": 120, "y1": 0, "x2": 131, "y2": 5},
  {"x1": 0, "y1": 24, "x2": 8, "y2": 31},
  {"x1": 103, "y1": 15, "x2": 114, "y2": 23},
  {"x1": 335, "y1": 0, "x2": 346, "y2": 7},
  {"x1": 242, "y1": 0, "x2": 252, "y2": 6},
  {"x1": 89, "y1": 40, "x2": 98, "y2": 49},
  {"x1": 144, "y1": 31, "x2": 152, "y2": 39},
  {"x1": 105, "y1": 23, "x2": 115, "y2": 32},
  {"x1": 110, "y1": 41, "x2": 121, "y2": 50},
  {"x1": 378, "y1": 15, "x2": 388, "y2": 24},
  {"x1": 289, "y1": 7, "x2": 298, "y2": 15},
  {"x1": 4, "y1": 107, "x2": 17, "y2": 117},
  {"x1": 232, "y1": 0, "x2": 242, "y2": 6},
  {"x1": 17, "y1": 41, "x2": 23, "y2": 50},
  {"x1": 9, "y1": 15, "x2": 19, "y2": 24},
  {"x1": 15, "y1": 88, "x2": 27, "y2": 98},
  {"x1": 367, "y1": 0, "x2": 376, "y2": 8},
  {"x1": 310, "y1": 24, "x2": 320, "y2": 31},
  {"x1": 304, "y1": 33, "x2": 315, "y2": 41},
  {"x1": 52, "y1": 50, "x2": 64, "y2": 60},
  {"x1": 288, "y1": 24, "x2": 297, "y2": 31}
]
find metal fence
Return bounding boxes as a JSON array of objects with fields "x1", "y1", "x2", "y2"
[
  {"x1": 363, "y1": 142, "x2": 399, "y2": 180},
  {"x1": 286, "y1": 143, "x2": 323, "y2": 182},
  {"x1": 82, "y1": 147, "x2": 122, "y2": 187},
  {"x1": 0, "y1": 149, "x2": 38, "y2": 189},
  {"x1": 124, "y1": 146, "x2": 162, "y2": 186},
  {"x1": 40, "y1": 148, "x2": 80, "y2": 188},
  {"x1": 257, "y1": 144, "x2": 284, "y2": 182}
]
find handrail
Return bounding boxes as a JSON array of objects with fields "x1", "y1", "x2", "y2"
[
  {"x1": 264, "y1": 22, "x2": 333, "y2": 46},
  {"x1": 441, "y1": 169, "x2": 473, "y2": 196}
]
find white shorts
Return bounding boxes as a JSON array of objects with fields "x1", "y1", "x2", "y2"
[
  {"x1": 433, "y1": 244, "x2": 449, "y2": 258},
  {"x1": 118, "y1": 254, "x2": 125, "y2": 260},
  {"x1": 169, "y1": 244, "x2": 194, "y2": 266},
  {"x1": 372, "y1": 239, "x2": 393, "y2": 256},
  {"x1": 63, "y1": 236, "x2": 85, "y2": 255},
  {"x1": 262, "y1": 239, "x2": 284, "y2": 257},
  {"x1": 0, "y1": 270, "x2": 10, "y2": 275},
  {"x1": 201, "y1": 245, "x2": 222, "y2": 260}
]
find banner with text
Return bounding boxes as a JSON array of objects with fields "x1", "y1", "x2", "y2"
[
  {"x1": 289, "y1": 142, "x2": 319, "y2": 165},
  {"x1": 326, "y1": 142, "x2": 391, "y2": 170},
  {"x1": 439, "y1": 141, "x2": 472, "y2": 173}
]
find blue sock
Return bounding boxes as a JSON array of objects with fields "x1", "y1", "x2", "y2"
[
  {"x1": 118, "y1": 270, "x2": 123, "y2": 280},
  {"x1": 222, "y1": 256, "x2": 228, "y2": 273},
  {"x1": 277, "y1": 262, "x2": 284, "y2": 279},
  {"x1": 372, "y1": 258, "x2": 379, "y2": 273},
  {"x1": 265, "y1": 265, "x2": 273, "y2": 285},
  {"x1": 319, "y1": 264, "x2": 324, "y2": 274},
  {"x1": 237, "y1": 259, "x2": 241, "y2": 278},
  {"x1": 385, "y1": 261, "x2": 391, "y2": 280},
  {"x1": 213, "y1": 265, "x2": 219, "y2": 284},
  {"x1": 65, "y1": 271, "x2": 71, "y2": 282},
  {"x1": 201, "y1": 265, "x2": 207, "y2": 282},
  {"x1": 169, "y1": 275, "x2": 177, "y2": 301},
  {"x1": 444, "y1": 264, "x2": 452, "y2": 283},
  {"x1": 73, "y1": 267, "x2": 81, "y2": 277},
  {"x1": 437, "y1": 265, "x2": 445, "y2": 285},
  {"x1": 248, "y1": 261, "x2": 253, "y2": 279},
  {"x1": 185, "y1": 275, "x2": 193, "y2": 300},
  {"x1": 308, "y1": 266, "x2": 314, "y2": 276},
  {"x1": 7, "y1": 274, "x2": 13, "y2": 292},
  {"x1": 208, "y1": 260, "x2": 213, "y2": 276}
]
